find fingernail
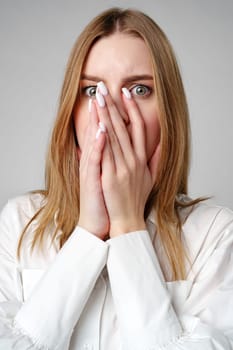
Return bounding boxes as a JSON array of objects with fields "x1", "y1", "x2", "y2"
[
  {"x1": 96, "y1": 90, "x2": 105, "y2": 108},
  {"x1": 95, "y1": 128, "x2": 102, "y2": 139},
  {"x1": 98, "y1": 121, "x2": 106, "y2": 132},
  {"x1": 97, "y1": 81, "x2": 108, "y2": 96},
  {"x1": 88, "y1": 99, "x2": 92, "y2": 112},
  {"x1": 122, "y1": 87, "x2": 131, "y2": 99},
  {"x1": 95, "y1": 127, "x2": 106, "y2": 139},
  {"x1": 95, "y1": 122, "x2": 106, "y2": 139}
]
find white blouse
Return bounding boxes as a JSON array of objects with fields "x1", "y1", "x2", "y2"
[{"x1": 0, "y1": 193, "x2": 232, "y2": 350}]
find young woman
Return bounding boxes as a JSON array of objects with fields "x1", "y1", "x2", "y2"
[{"x1": 0, "y1": 7, "x2": 232, "y2": 350}]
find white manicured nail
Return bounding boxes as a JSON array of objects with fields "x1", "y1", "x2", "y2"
[
  {"x1": 122, "y1": 87, "x2": 131, "y2": 99},
  {"x1": 96, "y1": 90, "x2": 105, "y2": 107},
  {"x1": 95, "y1": 122, "x2": 106, "y2": 139},
  {"x1": 97, "y1": 81, "x2": 108, "y2": 96},
  {"x1": 98, "y1": 121, "x2": 106, "y2": 132},
  {"x1": 95, "y1": 128, "x2": 102, "y2": 139},
  {"x1": 95, "y1": 128, "x2": 105, "y2": 139},
  {"x1": 88, "y1": 99, "x2": 92, "y2": 112}
]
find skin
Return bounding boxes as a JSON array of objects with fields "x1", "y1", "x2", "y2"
[{"x1": 73, "y1": 33, "x2": 161, "y2": 239}]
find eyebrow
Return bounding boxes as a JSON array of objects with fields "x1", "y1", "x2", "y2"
[{"x1": 81, "y1": 74, "x2": 154, "y2": 83}]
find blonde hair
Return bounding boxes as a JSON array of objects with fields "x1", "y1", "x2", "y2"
[{"x1": 18, "y1": 8, "x2": 202, "y2": 280}]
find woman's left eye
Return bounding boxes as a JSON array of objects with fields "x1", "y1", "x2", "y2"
[{"x1": 130, "y1": 85, "x2": 151, "y2": 97}]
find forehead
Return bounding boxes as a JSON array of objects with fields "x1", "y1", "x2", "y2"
[{"x1": 83, "y1": 33, "x2": 153, "y2": 76}]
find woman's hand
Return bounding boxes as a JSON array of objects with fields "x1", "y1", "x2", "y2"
[
  {"x1": 95, "y1": 83, "x2": 160, "y2": 238},
  {"x1": 78, "y1": 100, "x2": 109, "y2": 240}
]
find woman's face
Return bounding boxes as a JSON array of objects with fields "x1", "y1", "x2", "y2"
[{"x1": 74, "y1": 33, "x2": 160, "y2": 161}]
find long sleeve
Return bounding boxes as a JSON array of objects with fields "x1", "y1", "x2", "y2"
[
  {"x1": 106, "y1": 206, "x2": 233, "y2": 349},
  {"x1": 0, "y1": 197, "x2": 109, "y2": 350}
]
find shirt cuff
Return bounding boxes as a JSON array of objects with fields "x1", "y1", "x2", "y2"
[
  {"x1": 107, "y1": 230, "x2": 182, "y2": 349},
  {"x1": 15, "y1": 226, "x2": 108, "y2": 350}
]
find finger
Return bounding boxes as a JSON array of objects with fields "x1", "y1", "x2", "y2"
[
  {"x1": 97, "y1": 82, "x2": 133, "y2": 156},
  {"x1": 81, "y1": 99, "x2": 98, "y2": 156},
  {"x1": 80, "y1": 129, "x2": 106, "y2": 183},
  {"x1": 148, "y1": 142, "x2": 161, "y2": 185},
  {"x1": 101, "y1": 133, "x2": 115, "y2": 175},
  {"x1": 121, "y1": 88, "x2": 146, "y2": 161},
  {"x1": 80, "y1": 99, "x2": 106, "y2": 170},
  {"x1": 95, "y1": 87, "x2": 126, "y2": 168}
]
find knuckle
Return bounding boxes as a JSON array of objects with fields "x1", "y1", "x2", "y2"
[
  {"x1": 89, "y1": 148, "x2": 100, "y2": 165},
  {"x1": 128, "y1": 157, "x2": 137, "y2": 171},
  {"x1": 118, "y1": 166, "x2": 130, "y2": 183}
]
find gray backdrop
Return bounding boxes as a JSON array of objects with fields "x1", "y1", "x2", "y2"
[{"x1": 0, "y1": 0, "x2": 232, "y2": 210}]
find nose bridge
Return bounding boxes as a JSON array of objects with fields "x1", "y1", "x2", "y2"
[{"x1": 109, "y1": 85, "x2": 129, "y2": 124}]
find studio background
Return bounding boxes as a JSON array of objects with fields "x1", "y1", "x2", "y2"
[{"x1": 0, "y1": 0, "x2": 232, "y2": 210}]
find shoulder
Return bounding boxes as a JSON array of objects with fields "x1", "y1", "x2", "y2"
[
  {"x1": 184, "y1": 201, "x2": 233, "y2": 233},
  {"x1": 0, "y1": 192, "x2": 45, "y2": 237},
  {"x1": 181, "y1": 200, "x2": 233, "y2": 259},
  {"x1": 1, "y1": 192, "x2": 45, "y2": 219}
]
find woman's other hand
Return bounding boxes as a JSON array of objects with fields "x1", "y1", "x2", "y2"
[
  {"x1": 96, "y1": 84, "x2": 160, "y2": 238},
  {"x1": 77, "y1": 100, "x2": 109, "y2": 240}
]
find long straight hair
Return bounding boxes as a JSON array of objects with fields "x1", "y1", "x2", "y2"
[{"x1": 18, "y1": 8, "x2": 201, "y2": 280}]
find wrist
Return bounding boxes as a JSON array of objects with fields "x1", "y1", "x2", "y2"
[
  {"x1": 109, "y1": 219, "x2": 146, "y2": 238},
  {"x1": 77, "y1": 220, "x2": 108, "y2": 240}
]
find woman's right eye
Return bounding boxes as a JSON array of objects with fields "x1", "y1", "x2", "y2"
[{"x1": 83, "y1": 86, "x2": 97, "y2": 97}]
